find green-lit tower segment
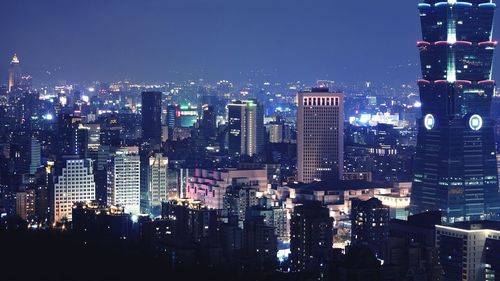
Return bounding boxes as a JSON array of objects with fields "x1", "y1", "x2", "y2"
[{"x1": 411, "y1": 0, "x2": 500, "y2": 223}]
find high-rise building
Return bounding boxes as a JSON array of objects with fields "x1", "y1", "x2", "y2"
[
  {"x1": 201, "y1": 104, "x2": 217, "y2": 138},
  {"x1": 16, "y1": 189, "x2": 36, "y2": 220},
  {"x1": 52, "y1": 158, "x2": 96, "y2": 222},
  {"x1": 11, "y1": 136, "x2": 41, "y2": 175},
  {"x1": 141, "y1": 91, "x2": 162, "y2": 150},
  {"x1": 267, "y1": 123, "x2": 283, "y2": 143},
  {"x1": 58, "y1": 114, "x2": 88, "y2": 159},
  {"x1": 350, "y1": 197, "x2": 390, "y2": 258},
  {"x1": 290, "y1": 201, "x2": 333, "y2": 279},
  {"x1": 227, "y1": 100, "x2": 264, "y2": 157},
  {"x1": 107, "y1": 149, "x2": 141, "y2": 215},
  {"x1": 8, "y1": 54, "x2": 21, "y2": 93},
  {"x1": 146, "y1": 153, "x2": 169, "y2": 216},
  {"x1": 297, "y1": 88, "x2": 344, "y2": 183},
  {"x1": 436, "y1": 221, "x2": 500, "y2": 281},
  {"x1": 410, "y1": 1, "x2": 500, "y2": 222}
]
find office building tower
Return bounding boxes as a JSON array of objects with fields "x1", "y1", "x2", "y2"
[
  {"x1": 227, "y1": 100, "x2": 264, "y2": 157},
  {"x1": 146, "y1": 153, "x2": 169, "y2": 216},
  {"x1": 290, "y1": 201, "x2": 333, "y2": 279},
  {"x1": 8, "y1": 54, "x2": 21, "y2": 93},
  {"x1": 85, "y1": 123, "x2": 101, "y2": 155},
  {"x1": 411, "y1": 0, "x2": 500, "y2": 222},
  {"x1": 201, "y1": 104, "x2": 217, "y2": 137},
  {"x1": 52, "y1": 158, "x2": 96, "y2": 222},
  {"x1": 141, "y1": 91, "x2": 162, "y2": 150},
  {"x1": 12, "y1": 136, "x2": 41, "y2": 175},
  {"x1": 15, "y1": 189, "x2": 36, "y2": 220},
  {"x1": 166, "y1": 104, "x2": 178, "y2": 130},
  {"x1": 350, "y1": 197, "x2": 390, "y2": 258},
  {"x1": 58, "y1": 114, "x2": 88, "y2": 158},
  {"x1": 267, "y1": 123, "x2": 284, "y2": 143},
  {"x1": 297, "y1": 88, "x2": 344, "y2": 183},
  {"x1": 436, "y1": 221, "x2": 500, "y2": 281},
  {"x1": 107, "y1": 149, "x2": 141, "y2": 215}
]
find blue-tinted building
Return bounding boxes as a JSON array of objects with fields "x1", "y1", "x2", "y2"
[{"x1": 411, "y1": 0, "x2": 500, "y2": 223}]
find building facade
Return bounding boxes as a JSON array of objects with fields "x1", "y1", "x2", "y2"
[
  {"x1": 227, "y1": 100, "x2": 264, "y2": 157},
  {"x1": 141, "y1": 91, "x2": 162, "y2": 150},
  {"x1": 410, "y1": 0, "x2": 500, "y2": 222},
  {"x1": 8, "y1": 54, "x2": 21, "y2": 93},
  {"x1": 52, "y1": 158, "x2": 96, "y2": 222},
  {"x1": 436, "y1": 222, "x2": 500, "y2": 281},
  {"x1": 146, "y1": 153, "x2": 169, "y2": 216},
  {"x1": 350, "y1": 197, "x2": 390, "y2": 258},
  {"x1": 107, "y1": 149, "x2": 141, "y2": 215},
  {"x1": 297, "y1": 88, "x2": 343, "y2": 183},
  {"x1": 186, "y1": 168, "x2": 267, "y2": 210},
  {"x1": 290, "y1": 201, "x2": 333, "y2": 279}
]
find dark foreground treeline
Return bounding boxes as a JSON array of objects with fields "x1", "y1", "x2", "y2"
[{"x1": 0, "y1": 229, "x2": 290, "y2": 281}]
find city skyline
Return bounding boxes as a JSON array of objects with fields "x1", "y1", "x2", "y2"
[{"x1": 2, "y1": 1, "x2": 500, "y2": 281}]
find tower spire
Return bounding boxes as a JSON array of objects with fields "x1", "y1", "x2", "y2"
[{"x1": 11, "y1": 53, "x2": 19, "y2": 64}]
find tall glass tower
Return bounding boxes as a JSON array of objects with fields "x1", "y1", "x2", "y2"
[{"x1": 410, "y1": 0, "x2": 500, "y2": 223}]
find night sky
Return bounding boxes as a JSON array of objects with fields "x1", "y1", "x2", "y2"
[{"x1": 1, "y1": 0, "x2": 499, "y2": 85}]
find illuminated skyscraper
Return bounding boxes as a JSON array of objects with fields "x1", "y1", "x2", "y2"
[
  {"x1": 146, "y1": 153, "x2": 169, "y2": 216},
  {"x1": 227, "y1": 100, "x2": 264, "y2": 157},
  {"x1": 297, "y1": 88, "x2": 343, "y2": 183},
  {"x1": 411, "y1": 0, "x2": 500, "y2": 222},
  {"x1": 107, "y1": 149, "x2": 141, "y2": 215},
  {"x1": 8, "y1": 54, "x2": 21, "y2": 93}
]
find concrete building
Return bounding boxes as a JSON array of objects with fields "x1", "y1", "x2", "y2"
[
  {"x1": 290, "y1": 201, "x2": 333, "y2": 280},
  {"x1": 147, "y1": 153, "x2": 169, "y2": 216},
  {"x1": 436, "y1": 221, "x2": 500, "y2": 281},
  {"x1": 297, "y1": 88, "x2": 343, "y2": 183},
  {"x1": 52, "y1": 158, "x2": 96, "y2": 222},
  {"x1": 227, "y1": 100, "x2": 264, "y2": 157},
  {"x1": 107, "y1": 149, "x2": 140, "y2": 215},
  {"x1": 186, "y1": 168, "x2": 267, "y2": 210}
]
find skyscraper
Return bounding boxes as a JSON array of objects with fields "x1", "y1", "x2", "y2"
[
  {"x1": 436, "y1": 221, "x2": 500, "y2": 281},
  {"x1": 227, "y1": 100, "x2": 264, "y2": 157},
  {"x1": 410, "y1": 0, "x2": 500, "y2": 222},
  {"x1": 58, "y1": 114, "x2": 88, "y2": 159},
  {"x1": 146, "y1": 153, "x2": 169, "y2": 216},
  {"x1": 8, "y1": 54, "x2": 21, "y2": 93},
  {"x1": 297, "y1": 88, "x2": 343, "y2": 183},
  {"x1": 141, "y1": 91, "x2": 162, "y2": 150},
  {"x1": 201, "y1": 104, "x2": 216, "y2": 138},
  {"x1": 107, "y1": 149, "x2": 141, "y2": 215},
  {"x1": 11, "y1": 136, "x2": 41, "y2": 175}
]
